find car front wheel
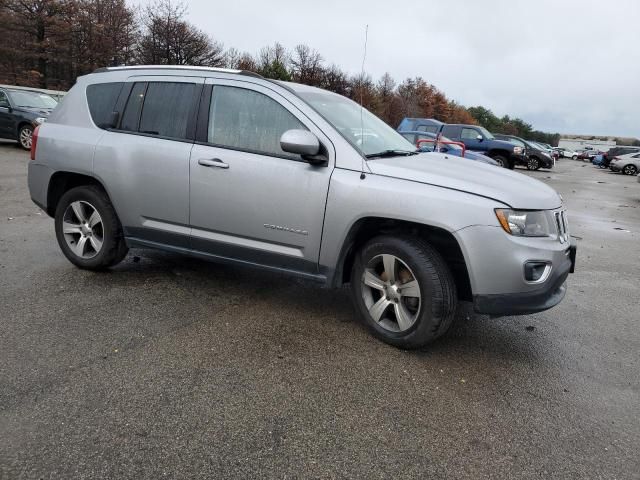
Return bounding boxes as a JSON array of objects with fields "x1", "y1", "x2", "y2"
[
  {"x1": 54, "y1": 185, "x2": 128, "y2": 269},
  {"x1": 18, "y1": 125, "x2": 33, "y2": 150},
  {"x1": 622, "y1": 164, "x2": 638, "y2": 175},
  {"x1": 492, "y1": 155, "x2": 511, "y2": 169},
  {"x1": 350, "y1": 235, "x2": 457, "y2": 349}
]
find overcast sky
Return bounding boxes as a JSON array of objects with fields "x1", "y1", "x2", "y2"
[{"x1": 161, "y1": 0, "x2": 639, "y2": 137}]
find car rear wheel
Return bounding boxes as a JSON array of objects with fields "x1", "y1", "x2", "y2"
[
  {"x1": 54, "y1": 185, "x2": 128, "y2": 270},
  {"x1": 527, "y1": 157, "x2": 540, "y2": 170},
  {"x1": 18, "y1": 125, "x2": 33, "y2": 150},
  {"x1": 350, "y1": 235, "x2": 457, "y2": 349},
  {"x1": 572, "y1": 155, "x2": 578, "y2": 160},
  {"x1": 622, "y1": 164, "x2": 638, "y2": 175}
]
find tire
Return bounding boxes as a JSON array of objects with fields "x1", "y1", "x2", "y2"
[
  {"x1": 54, "y1": 185, "x2": 128, "y2": 269},
  {"x1": 492, "y1": 155, "x2": 511, "y2": 169},
  {"x1": 350, "y1": 235, "x2": 457, "y2": 349},
  {"x1": 572, "y1": 155, "x2": 578, "y2": 160},
  {"x1": 622, "y1": 164, "x2": 638, "y2": 176},
  {"x1": 526, "y1": 157, "x2": 540, "y2": 170},
  {"x1": 18, "y1": 124, "x2": 33, "y2": 150}
]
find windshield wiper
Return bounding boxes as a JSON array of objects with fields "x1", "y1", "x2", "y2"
[{"x1": 365, "y1": 149, "x2": 419, "y2": 159}]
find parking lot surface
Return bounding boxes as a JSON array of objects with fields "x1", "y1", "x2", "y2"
[{"x1": 1, "y1": 141, "x2": 639, "y2": 479}]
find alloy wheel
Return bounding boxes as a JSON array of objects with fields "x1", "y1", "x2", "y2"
[
  {"x1": 20, "y1": 127, "x2": 33, "y2": 149},
  {"x1": 361, "y1": 254, "x2": 421, "y2": 332},
  {"x1": 623, "y1": 165, "x2": 637, "y2": 175},
  {"x1": 528, "y1": 158, "x2": 539, "y2": 170},
  {"x1": 62, "y1": 201, "x2": 104, "y2": 258}
]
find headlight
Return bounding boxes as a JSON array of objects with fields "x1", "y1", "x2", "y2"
[
  {"x1": 513, "y1": 146, "x2": 523, "y2": 154},
  {"x1": 495, "y1": 209, "x2": 554, "y2": 237},
  {"x1": 34, "y1": 117, "x2": 47, "y2": 125}
]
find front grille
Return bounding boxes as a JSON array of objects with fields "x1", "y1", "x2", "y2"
[{"x1": 555, "y1": 210, "x2": 569, "y2": 243}]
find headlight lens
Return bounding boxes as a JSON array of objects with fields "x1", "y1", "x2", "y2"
[
  {"x1": 495, "y1": 209, "x2": 554, "y2": 237},
  {"x1": 34, "y1": 117, "x2": 47, "y2": 125}
]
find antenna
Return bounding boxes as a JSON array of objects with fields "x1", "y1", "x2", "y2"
[{"x1": 359, "y1": 24, "x2": 369, "y2": 180}]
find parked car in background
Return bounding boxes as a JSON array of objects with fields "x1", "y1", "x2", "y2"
[
  {"x1": 607, "y1": 146, "x2": 640, "y2": 159},
  {"x1": 0, "y1": 86, "x2": 57, "y2": 149},
  {"x1": 560, "y1": 148, "x2": 579, "y2": 159},
  {"x1": 609, "y1": 152, "x2": 640, "y2": 175},
  {"x1": 577, "y1": 150, "x2": 601, "y2": 161},
  {"x1": 399, "y1": 131, "x2": 499, "y2": 166},
  {"x1": 494, "y1": 134, "x2": 554, "y2": 170},
  {"x1": 27, "y1": 65, "x2": 576, "y2": 349},
  {"x1": 398, "y1": 118, "x2": 524, "y2": 169}
]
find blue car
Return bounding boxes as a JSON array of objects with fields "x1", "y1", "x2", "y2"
[{"x1": 399, "y1": 131, "x2": 499, "y2": 166}]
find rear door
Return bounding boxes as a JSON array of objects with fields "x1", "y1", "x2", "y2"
[
  {"x1": 188, "y1": 79, "x2": 335, "y2": 277},
  {"x1": 93, "y1": 76, "x2": 203, "y2": 248}
]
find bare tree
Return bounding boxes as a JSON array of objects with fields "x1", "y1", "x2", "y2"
[
  {"x1": 290, "y1": 44, "x2": 323, "y2": 85},
  {"x1": 137, "y1": 0, "x2": 224, "y2": 66}
]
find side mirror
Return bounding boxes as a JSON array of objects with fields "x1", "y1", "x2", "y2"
[
  {"x1": 476, "y1": 134, "x2": 484, "y2": 142},
  {"x1": 280, "y1": 129, "x2": 321, "y2": 157}
]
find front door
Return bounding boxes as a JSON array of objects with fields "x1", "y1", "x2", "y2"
[
  {"x1": 189, "y1": 79, "x2": 334, "y2": 277},
  {"x1": 0, "y1": 91, "x2": 14, "y2": 139}
]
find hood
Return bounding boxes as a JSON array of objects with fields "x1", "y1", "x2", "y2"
[
  {"x1": 15, "y1": 106, "x2": 53, "y2": 116},
  {"x1": 489, "y1": 139, "x2": 517, "y2": 151},
  {"x1": 367, "y1": 152, "x2": 562, "y2": 210}
]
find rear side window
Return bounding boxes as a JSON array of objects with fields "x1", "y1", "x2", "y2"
[
  {"x1": 139, "y1": 82, "x2": 195, "y2": 139},
  {"x1": 441, "y1": 125, "x2": 459, "y2": 138},
  {"x1": 416, "y1": 125, "x2": 439, "y2": 134},
  {"x1": 119, "y1": 82, "x2": 196, "y2": 140},
  {"x1": 0, "y1": 91, "x2": 9, "y2": 108},
  {"x1": 120, "y1": 83, "x2": 146, "y2": 132},
  {"x1": 207, "y1": 86, "x2": 306, "y2": 158},
  {"x1": 87, "y1": 82, "x2": 123, "y2": 129}
]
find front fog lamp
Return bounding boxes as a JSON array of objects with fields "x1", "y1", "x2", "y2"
[{"x1": 495, "y1": 209, "x2": 553, "y2": 237}]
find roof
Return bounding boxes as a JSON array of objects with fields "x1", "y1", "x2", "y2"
[{"x1": 92, "y1": 65, "x2": 263, "y2": 79}]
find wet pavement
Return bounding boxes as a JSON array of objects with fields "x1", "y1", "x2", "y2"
[{"x1": 1, "y1": 141, "x2": 639, "y2": 479}]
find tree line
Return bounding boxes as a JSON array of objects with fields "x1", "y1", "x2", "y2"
[{"x1": 0, "y1": 0, "x2": 560, "y2": 144}]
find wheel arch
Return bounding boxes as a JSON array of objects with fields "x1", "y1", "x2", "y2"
[
  {"x1": 46, "y1": 171, "x2": 108, "y2": 217},
  {"x1": 332, "y1": 217, "x2": 472, "y2": 301}
]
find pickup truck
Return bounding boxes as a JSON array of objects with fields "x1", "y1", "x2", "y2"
[{"x1": 398, "y1": 118, "x2": 525, "y2": 169}]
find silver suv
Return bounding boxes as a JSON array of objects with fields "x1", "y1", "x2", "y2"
[{"x1": 27, "y1": 66, "x2": 576, "y2": 349}]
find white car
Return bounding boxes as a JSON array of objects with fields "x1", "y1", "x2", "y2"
[
  {"x1": 609, "y1": 152, "x2": 640, "y2": 175},
  {"x1": 561, "y1": 149, "x2": 578, "y2": 160}
]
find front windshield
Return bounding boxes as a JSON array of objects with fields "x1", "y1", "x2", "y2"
[
  {"x1": 297, "y1": 90, "x2": 415, "y2": 157},
  {"x1": 478, "y1": 127, "x2": 494, "y2": 140},
  {"x1": 8, "y1": 90, "x2": 57, "y2": 109}
]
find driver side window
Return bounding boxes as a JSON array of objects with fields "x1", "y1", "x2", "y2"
[
  {"x1": 461, "y1": 128, "x2": 480, "y2": 140},
  {"x1": 208, "y1": 86, "x2": 307, "y2": 159}
]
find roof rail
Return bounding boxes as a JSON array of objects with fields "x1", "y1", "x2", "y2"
[{"x1": 91, "y1": 65, "x2": 263, "y2": 78}]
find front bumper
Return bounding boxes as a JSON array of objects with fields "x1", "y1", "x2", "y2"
[
  {"x1": 454, "y1": 225, "x2": 576, "y2": 316},
  {"x1": 474, "y1": 237, "x2": 576, "y2": 315}
]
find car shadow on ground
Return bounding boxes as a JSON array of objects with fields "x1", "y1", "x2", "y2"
[{"x1": 82, "y1": 248, "x2": 552, "y2": 365}]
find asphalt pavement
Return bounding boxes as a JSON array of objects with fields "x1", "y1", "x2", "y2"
[{"x1": 1, "y1": 141, "x2": 639, "y2": 479}]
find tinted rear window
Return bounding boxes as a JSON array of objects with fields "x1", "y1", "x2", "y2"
[
  {"x1": 87, "y1": 83, "x2": 123, "y2": 129},
  {"x1": 120, "y1": 83, "x2": 146, "y2": 132},
  {"x1": 139, "y1": 82, "x2": 196, "y2": 139}
]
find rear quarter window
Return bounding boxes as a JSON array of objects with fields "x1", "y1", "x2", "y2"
[{"x1": 86, "y1": 83, "x2": 123, "y2": 129}]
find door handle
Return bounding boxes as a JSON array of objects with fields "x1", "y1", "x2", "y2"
[{"x1": 198, "y1": 158, "x2": 229, "y2": 169}]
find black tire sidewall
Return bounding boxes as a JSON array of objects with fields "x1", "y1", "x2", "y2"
[
  {"x1": 54, "y1": 186, "x2": 124, "y2": 269},
  {"x1": 623, "y1": 165, "x2": 637, "y2": 175},
  {"x1": 350, "y1": 236, "x2": 456, "y2": 349},
  {"x1": 493, "y1": 155, "x2": 509, "y2": 169}
]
